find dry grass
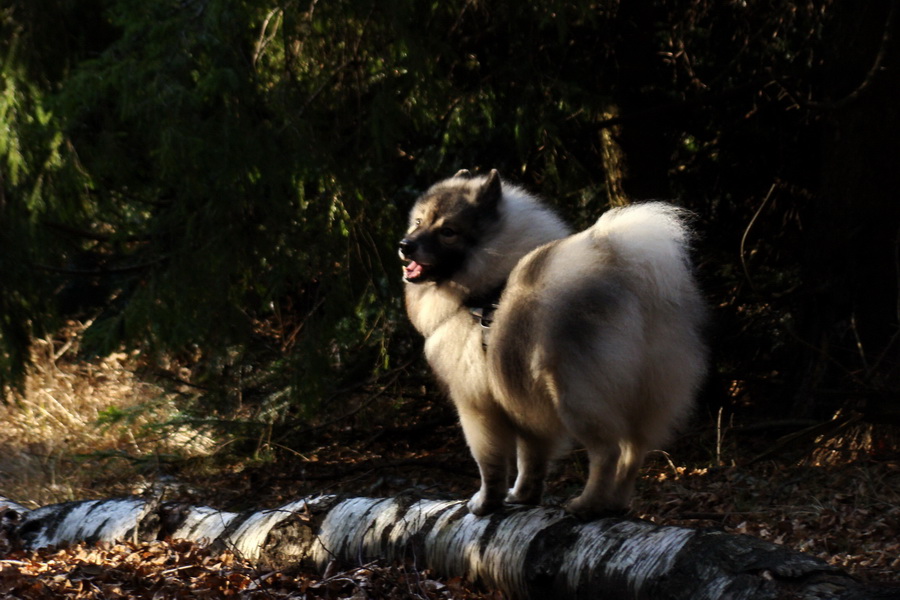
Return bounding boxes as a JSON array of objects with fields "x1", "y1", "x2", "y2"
[{"x1": 0, "y1": 323, "x2": 214, "y2": 508}]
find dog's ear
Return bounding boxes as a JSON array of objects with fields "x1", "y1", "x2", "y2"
[
  {"x1": 476, "y1": 169, "x2": 502, "y2": 213},
  {"x1": 453, "y1": 169, "x2": 473, "y2": 179}
]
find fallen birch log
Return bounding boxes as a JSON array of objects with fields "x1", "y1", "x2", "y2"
[{"x1": 1, "y1": 494, "x2": 895, "y2": 600}]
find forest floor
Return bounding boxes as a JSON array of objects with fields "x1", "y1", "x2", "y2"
[{"x1": 1, "y1": 332, "x2": 899, "y2": 598}]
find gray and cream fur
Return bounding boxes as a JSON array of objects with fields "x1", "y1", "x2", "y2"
[{"x1": 400, "y1": 169, "x2": 707, "y2": 518}]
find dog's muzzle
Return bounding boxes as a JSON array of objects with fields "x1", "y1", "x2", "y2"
[
  {"x1": 399, "y1": 238, "x2": 431, "y2": 283},
  {"x1": 398, "y1": 238, "x2": 416, "y2": 260}
]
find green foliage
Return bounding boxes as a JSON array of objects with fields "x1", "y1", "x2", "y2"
[{"x1": 1, "y1": 1, "x2": 895, "y2": 424}]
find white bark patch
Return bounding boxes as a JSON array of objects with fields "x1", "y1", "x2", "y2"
[
  {"x1": 169, "y1": 505, "x2": 238, "y2": 543},
  {"x1": 457, "y1": 507, "x2": 570, "y2": 595},
  {"x1": 561, "y1": 519, "x2": 695, "y2": 597},
  {"x1": 601, "y1": 522, "x2": 695, "y2": 597},
  {"x1": 312, "y1": 497, "x2": 398, "y2": 566},
  {"x1": 0, "y1": 496, "x2": 29, "y2": 513},
  {"x1": 384, "y1": 499, "x2": 463, "y2": 564},
  {"x1": 422, "y1": 503, "x2": 492, "y2": 578},
  {"x1": 23, "y1": 498, "x2": 150, "y2": 548}
]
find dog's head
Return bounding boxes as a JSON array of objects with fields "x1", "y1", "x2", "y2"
[{"x1": 399, "y1": 169, "x2": 502, "y2": 284}]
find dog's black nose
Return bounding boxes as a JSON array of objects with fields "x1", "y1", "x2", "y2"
[{"x1": 399, "y1": 238, "x2": 416, "y2": 257}]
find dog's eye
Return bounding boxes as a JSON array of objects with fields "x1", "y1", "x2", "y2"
[{"x1": 439, "y1": 227, "x2": 457, "y2": 238}]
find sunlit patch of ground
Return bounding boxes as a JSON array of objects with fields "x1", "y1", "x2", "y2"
[{"x1": 0, "y1": 324, "x2": 214, "y2": 507}]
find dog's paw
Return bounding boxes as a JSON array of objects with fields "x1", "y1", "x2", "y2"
[
  {"x1": 505, "y1": 489, "x2": 541, "y2": 506},
  {"x1": 467, "y1": 491, "x2": 503, "y2": 516}
]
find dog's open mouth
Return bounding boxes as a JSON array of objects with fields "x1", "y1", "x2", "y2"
[{"x1": 403, "y1": 260, "x2": 431, "y2": 283}]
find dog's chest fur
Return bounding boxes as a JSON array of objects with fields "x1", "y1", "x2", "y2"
[{"x1": 406, "y1": 283, "x2": 493, "y2": 404}]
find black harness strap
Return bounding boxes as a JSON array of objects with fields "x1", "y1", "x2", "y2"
[{"x1": 465, "y1": 283, "x2": 505, "y2": 351}]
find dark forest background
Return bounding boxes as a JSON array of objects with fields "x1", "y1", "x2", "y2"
[{"x1": 2, "y1": 0, "x2": 899, "y2": 454}]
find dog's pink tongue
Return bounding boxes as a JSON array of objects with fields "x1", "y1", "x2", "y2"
[{"x1": 404, "y1": 261, "x2": 424, "y2": 280}]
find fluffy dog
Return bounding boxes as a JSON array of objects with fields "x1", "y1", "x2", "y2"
[{"x1": 400, "y1": 169, "x2": 706, "y2": 517}]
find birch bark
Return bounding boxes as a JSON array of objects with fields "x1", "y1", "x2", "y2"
[{"x1": 1, "y1": 494, "x2": 886, "y2": 600}]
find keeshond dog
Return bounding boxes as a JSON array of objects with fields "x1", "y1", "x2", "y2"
[{"x1": 399, "y1": 169, "x2": 707, "y2": 518}]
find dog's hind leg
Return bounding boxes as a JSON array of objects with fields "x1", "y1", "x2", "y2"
[
  {"x1": 564, "y1": 439, "x2": 625, "y2": 518},
  {"x1": 506, "y1": 434, "x2": 554, "y2": 505},
  {"x1": 565, "y1": 437, "x2": 647, "y2": 518},
  {"x1": 456, "y1": 403, "x2": 517, "y2": 516},
  {"x1": 610, "y1": 440, "x2": 647, "y2": 511}
]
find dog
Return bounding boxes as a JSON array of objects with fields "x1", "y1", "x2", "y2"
[{"x1": 399, "y1": 169, "x2": 707, "y2": 518}]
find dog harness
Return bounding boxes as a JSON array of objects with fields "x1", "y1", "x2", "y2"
[{"x1": 465, "y1": 284, "x2": 505, "y2": 350}]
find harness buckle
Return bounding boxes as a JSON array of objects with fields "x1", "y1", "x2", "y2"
[{"x1": 470, "y1": 304, "x2": 499, "y2": 350}]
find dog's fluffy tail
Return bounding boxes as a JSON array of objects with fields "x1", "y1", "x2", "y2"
[{"x1": 590, "y1": 202, "x2": 695, "y2": 297}]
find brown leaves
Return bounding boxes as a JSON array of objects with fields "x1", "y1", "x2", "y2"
[
  {"x1": 0, "y1": 540, "x2": 257, "y2": 599},
  {"x1": 0, "y1": 539, "x2": 498, "y2": 600},
  {"x1": 636, "y1": 459, "x2": 900, "y2": 582}
]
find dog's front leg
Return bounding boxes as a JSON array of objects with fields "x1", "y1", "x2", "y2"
[{"x1": 456, "y1": 403, "x2": 516, "y2": 516}]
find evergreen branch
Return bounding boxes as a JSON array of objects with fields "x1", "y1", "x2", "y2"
[
  {"x1": 32, "y1": 257, "x2": 166, "y2": 276},
  {"x1": 42, "y1": 221, "x2": 155, "y2": 243}
]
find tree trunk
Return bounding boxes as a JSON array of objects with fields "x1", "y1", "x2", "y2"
[{"x1": 3, "y1": 494, "x2": 895, "y2": 600}]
